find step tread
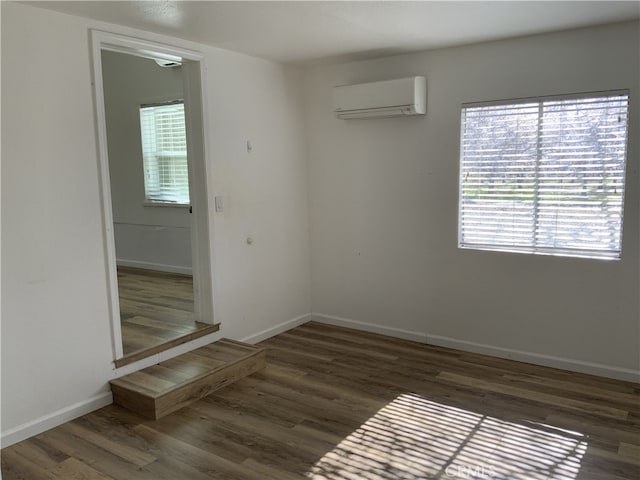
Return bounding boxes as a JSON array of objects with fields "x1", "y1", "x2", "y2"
[
  {"x1": 111, "y1": 339, "x2": 262, "y2": 397},
  {"x1": 110, "y1": 338, "x2": 266, "y2": 419}
]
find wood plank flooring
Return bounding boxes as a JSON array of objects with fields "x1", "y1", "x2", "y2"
[
  {"x1": 117, "y1": 267, "x2": 215, "y2": 359},
  {"x1": 2, "y1": 321, "x2": 639, "y2": 480}
]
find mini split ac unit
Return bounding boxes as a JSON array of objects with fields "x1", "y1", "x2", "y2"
[{"x1": 332, "y1": 76, "x2": 427, "y2": 119}]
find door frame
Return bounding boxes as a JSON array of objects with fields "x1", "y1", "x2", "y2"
[{"x1": 90, "y1": 30, "x2": 215, "y2": 362}]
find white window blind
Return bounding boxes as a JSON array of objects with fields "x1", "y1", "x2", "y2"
[
  {"x1": 139, "y1": 101, "x2": 190, "y2": 204},
  {"x1": 459, "y1": 91, "x2": 629, "y2": 259}
]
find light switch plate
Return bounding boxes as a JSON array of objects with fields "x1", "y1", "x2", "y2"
[{"x1": 214, "y1": 195, "x2": 224, "y2": 212}]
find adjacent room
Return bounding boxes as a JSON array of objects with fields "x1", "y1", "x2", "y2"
[{"x1": 2, "y1": 1, "x2": 638, "y2": 479}]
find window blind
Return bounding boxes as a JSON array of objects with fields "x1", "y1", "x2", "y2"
[
  {"x1": 139, "y1": 101, "x2": 190, "y2": 204},
  {"x1": 459, "y1": 91, "x2": 629, "y2": 259}
]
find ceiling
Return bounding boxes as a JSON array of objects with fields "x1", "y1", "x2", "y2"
[{"x1": 23, "y1": 1, "x2": 640, "y2": 65}]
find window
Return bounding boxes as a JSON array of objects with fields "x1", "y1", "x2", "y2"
[
  {"x1": 139, "y1": 101, "x2": 189, "y2": 205},
  {"x1": 458, "y1": 91, "x2": 629, "y2": 260}
]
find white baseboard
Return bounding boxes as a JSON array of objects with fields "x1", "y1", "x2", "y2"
[
  {"x1": 0, "y1": 316, "x2": 309, "y2": 449},
  {"x1": 241, "y1": 313, "x2": 312, "y2": 345},
  {"x1": 312, "y1": 313, "x2": 428, "y2": 343},
  {"x1": 427, "y1": 334, "x2": 640, "y2": 383},
  {"x1": 0, "y1": 330, "x2": 223, "y2": 448},
  {"x1": 312, "y1": 313, "x2": 640, "y2": 383},
  {"x1": 5, "y1": 313, "x2": 634, "y2": 450},
  {"x1": 116, "y1": 259, "x2": 192, "y2": 276},
  {"x1": 1, "y1": 392, "x2": 113, "y2": 448}
]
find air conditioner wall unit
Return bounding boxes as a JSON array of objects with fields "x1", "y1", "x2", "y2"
[{"x1": 332, "y1": 76, "x2": 427, "y2": 120}]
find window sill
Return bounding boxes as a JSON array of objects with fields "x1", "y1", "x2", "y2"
[
  {"x1": 143, "y1": 201, "x2": 190, "y2": 209},
  {"x1": 458, "y1": 244, "x2": 620, "y2": 261}
]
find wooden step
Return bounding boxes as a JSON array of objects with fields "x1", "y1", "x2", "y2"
[{"x1": 110, "y1": 338, "x2": 265, "y2": 419}]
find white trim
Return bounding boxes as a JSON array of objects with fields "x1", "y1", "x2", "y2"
[
  {"x1": 241, "y1": 314, "x2": 313, "y2": 345},
  {"x1": 142, "y1": 201, "x2": 190, "y2": 209},
  {"x1": 90, "y1": 30, "x2": 124, "y2": 360},
  {"x1": 427, "y1": 334, "x2": 640, "y2": 383},
  {"x1": 462, "y1": 88, "x2": 630, "y2": 109},
  {"x1": 92, "y1": 30, "x2": 203, "y2": 63},
  {"x1": 0, "y1": 392, "x2": 113, "y2": 448},
  {"x1": 182, "y1": 59, "x2": 216, "y2": 325},
  {"x1": 91, "y1": 30, "x2": 216, "y2": 362},
  {"x1": 312, "y1": 313, "x2": 428, "y2": 343},
  {"x1": 311, "y1": 313, "x2": 640, "y2": 383},
  {"x1": 116, "y1": 259, "x2": 192, "y2": 276}
]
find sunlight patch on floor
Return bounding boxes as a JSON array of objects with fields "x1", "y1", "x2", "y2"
[{"x1": 307, "y1": 393, "x2": 587, "y2": 480}]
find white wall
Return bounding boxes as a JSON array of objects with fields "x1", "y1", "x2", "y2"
[
  {"x1": 1, "y1": 2, "x2": 311, "y2": 443},
  {"x1": 205, "y1": 43, "x2": 311, "y2": 343},
  {"x1": 304, "y1": 22, "x2": 639, "y2": 380},
  {"x1": 102, "y1": 50, "x2": 192, "y2": 274}
]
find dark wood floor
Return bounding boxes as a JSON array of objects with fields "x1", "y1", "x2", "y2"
[
  {"x1": 2, "y1": 322, "x2": 639, "y2": 479},
  {"x1": 117, "y1": 267, "x2": 209, "y2": 356}
]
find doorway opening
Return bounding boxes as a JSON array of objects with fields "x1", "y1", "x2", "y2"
[{"x1": 91, "y1": 31, "x2": 216, "y2": 366}]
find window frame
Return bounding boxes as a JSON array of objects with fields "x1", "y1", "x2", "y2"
[{"x1": 457, "y1": 89, "x2": 630, "y2": 260}]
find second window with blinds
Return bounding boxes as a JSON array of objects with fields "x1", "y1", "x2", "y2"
[
  {"x1": 458, "y1": 91, "x2": 629, "y2": 260},
  {"x1": 139, "y1": 100, "x2": 190, "y2": 205}
]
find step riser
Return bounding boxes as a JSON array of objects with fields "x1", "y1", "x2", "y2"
[
  {"x1": 111, "y1": 386, "x2": 155, "y2": 419},
  {"x1": 163, "y1": 351, "x2": 263, "y2": 419}
]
